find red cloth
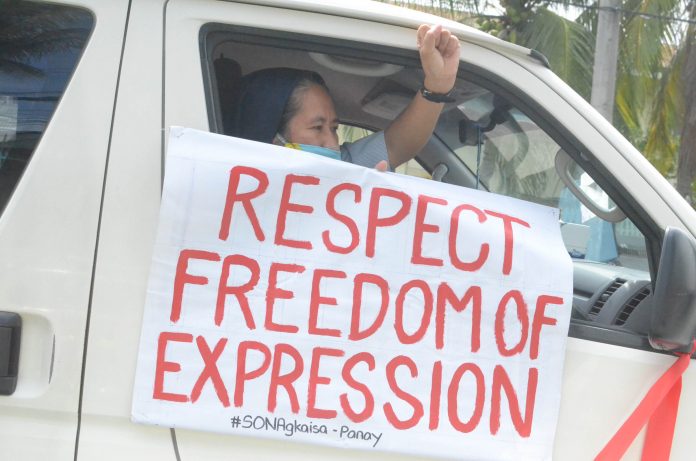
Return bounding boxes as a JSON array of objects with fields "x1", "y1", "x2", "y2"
[{"x1": 594, "y1": 343, "x2": 695, "y2": 461}]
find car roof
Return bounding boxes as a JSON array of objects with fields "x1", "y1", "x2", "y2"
[{"x1": 239, "y1": 0, "x2": 547, "y2": 67}]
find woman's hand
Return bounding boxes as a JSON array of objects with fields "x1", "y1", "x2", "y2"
[
  {"x1": 417, "y1": 24, "x2": 460, "y2": 94},
  {"x1": 383, "y1": 24, "x2": 460, "y2": 168},
  {"x1": 374, "y1": 160, "x2": 389, "y2": 172}
]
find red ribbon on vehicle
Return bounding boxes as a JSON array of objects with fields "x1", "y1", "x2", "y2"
[{"x1": 594, "y1": 342, "x2": 695, "y2": 461}]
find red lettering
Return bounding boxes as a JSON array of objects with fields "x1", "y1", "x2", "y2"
[
  {"x1": 216, "y1": 254, "x2": 260, "y2": 328},
  {"x1": 190, "y1": 336, "x2": 229, "y2": 407},
  {"x1": 495, "y1": 290, "x2": 529, "y2": 357},
  {"x1": 429, "y1": 361, "x2": 443, "y2": 430},
  {"x1": 308, "y1": 269, "x2": 347, "y2": 337},
  {"x1": 412, "y1": 194, "x2": 447, "y2": 266},
  {"x1": 349, "y1": 273, "x2": 389, "y2": 341},
  {"x1": 171, "y1": 249, "x2": 220, "y2": 323},
  {"x1": 219, "y1": 166, "x2": 268, "y2": 241},
  {"x1": 322, "y1": 183, "x2": 361, "y2": 254},
  {"x1": 366, "y1": 187, "x2": 412, "y2": 258},
  {"x1": 340, "y1": 352, "x2": 376, "y2": 423},
  {"x1": 265, "y1": 262, "x2": 305, "y2": 333},
  {"x1": 275, "y1": 174, "x2": 320, "y2": 249},
  {"x1": 449, "y1": 204, "x2": 489, "y2": 272},
  {"x1": 395, "y1": 279, "x2": 433, "y2": 345},
  {"x1": 383, "y1": 356, "x2": 424, "y2": 429},
  {"x1": 490, "y1": 365, "x2": 538, "y2": 437},
  {"x1": 435, "y1": 283, "x2": 481, "y2": 351},
  {"x1": 448, "y1": 362, "x2": 485, "y2": 433},
  {"x1": 153, "y1": 332, "x2": 192, "y2": 402},
  {"x1": 530, "y1": 295, "x2": 563, "y2": 360},
  {"x1": 234, "y1": 341, "x2": 271, "y2": 407},
  {"x1": 268, "y1": 343, "x2": 304, "y2": 413},
  {"x1": 307, "y1": 347, "x2": 345, "y2": 419},
  {"x1": 485, "y1": 210, "x2": 530, "y2": 275}
]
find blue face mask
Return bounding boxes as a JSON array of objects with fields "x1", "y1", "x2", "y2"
[
  {"x1": 290, "y1": 143, "x2": 341, "y2": 160},
  {"x1": 276, "y1": 134, "x2": 341, "y2": 161}
]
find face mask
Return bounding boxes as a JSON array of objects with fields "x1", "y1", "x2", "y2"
[{"x1": 276, "y1": 134, "x2": 341, "y2": 161}]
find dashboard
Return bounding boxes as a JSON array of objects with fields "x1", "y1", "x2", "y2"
[{"x1": 571, "y1": 260, "x2": 652, "y2": 335}]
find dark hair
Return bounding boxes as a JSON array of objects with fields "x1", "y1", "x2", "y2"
[
  {"x1": 277, "y1": 76, "x2": 328, "y2": 139},
  {"x1": 232, "y1": 68, "x2": 327, "y2": 144}
]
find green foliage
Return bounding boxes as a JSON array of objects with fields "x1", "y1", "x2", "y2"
[
  {"x1": 614, "y1": 0, "x2": 689, "y2": 177},
  {"x1": 378, "y1": 0, "x2": 695, "y2": 198},
  {"x1": 633, "y1": 46, "x2": 683, "y2": 174},
  {"x1": 516, "y1": 7, "x2": 595, "y2": 98},
  {"x1": 381, "y1": 0, "x2": 596, "y2": 97}
]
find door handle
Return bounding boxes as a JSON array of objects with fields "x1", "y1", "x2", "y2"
[{"x1": 0, "y1": 312, "x2": 21, "y2": 395}]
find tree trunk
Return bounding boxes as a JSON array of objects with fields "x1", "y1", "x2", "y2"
[{"x1": 676, "y1": 7, "x2": 696, "y2": 204}]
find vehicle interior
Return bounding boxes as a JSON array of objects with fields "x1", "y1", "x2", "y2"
[{"x1": 202, "y1": 25, "x2": 657, "y2": 349}]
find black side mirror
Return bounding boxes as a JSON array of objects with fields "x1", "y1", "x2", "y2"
[{"x1": 649, "y1": 227, "x2": 696, "y2": 352}]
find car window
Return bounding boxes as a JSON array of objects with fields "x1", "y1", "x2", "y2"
[
  {"x1": 202, "y1": 27, "x2": 654, "y2": 344},
  {"x1": 435, "y1": 90, "x2": 648, "y2": 272},
  {"x1": 0, "y1": 2, "x2": 93, "y2": 215},
  {"x1": 338, "y1": 124, "x2": 431, "y2": 179},
  {"x1": 434, "y1": 83, "x2": 654, "y2": 337}
]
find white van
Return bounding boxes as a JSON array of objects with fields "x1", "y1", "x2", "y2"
[{"x1": 1, "y1": 0, "x2": 695, "y2": 459}]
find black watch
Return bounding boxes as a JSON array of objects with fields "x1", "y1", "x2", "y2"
[{"x1": 419, "y1": 86, "x2": 455, "y2": 103}]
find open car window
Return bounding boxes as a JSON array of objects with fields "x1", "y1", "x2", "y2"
[
  {"x1": 202, "y1": 26, "x2": 657, "y2": 347},
  {"x1": 338, "y1": 124, "x2": 431, "y2": 179}
]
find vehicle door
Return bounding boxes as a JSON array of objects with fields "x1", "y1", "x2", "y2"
[
  {"x1": 75, "y1": 0, "x2": 180, "y2": 459},
  {"x1": 81, "y1": 0, "x2": 696, "y2": 459},
  {"x1": 163, "y1": 1, "x2": 696, "y2": 460},
  {"x1": 429, "y1": 87, "x2": 696, "y2": 459},
  {"x1": 0, "y1": 1, "x2": 131, "y2": 459}
]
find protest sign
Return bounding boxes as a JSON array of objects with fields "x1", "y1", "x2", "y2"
[{"x1": 132, "y1": 127, "x2": 573, "y2": 460}]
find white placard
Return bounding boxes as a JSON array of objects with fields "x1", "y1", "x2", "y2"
[{"x1": 132, "y1": 127, "x2": 573, "y2": 461}]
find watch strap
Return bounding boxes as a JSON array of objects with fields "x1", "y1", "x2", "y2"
[{"x1": 419, "y1": 86, "x2": 455, "y2": 103}]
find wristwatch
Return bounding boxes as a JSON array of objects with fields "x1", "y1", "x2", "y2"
[{"x1": 419, "y1": 86, "x2": 455, "y2": 103}]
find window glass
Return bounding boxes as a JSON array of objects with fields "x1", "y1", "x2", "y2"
[
  {"x1": 434, "y1": 84, "x2": 655, "y2": 336},
  {"x1": 434, "y1": 90, "x2": 648, "y2": 272},
  {"x1": 203, "y1": 29, "x2": 653, "y2": 341},
  {"x1": 338, "y1": 124, "x2": 431, "y2": 179},
  {"x1": 337, "y1": 125, "x2": 371, "y2": 144},
  {"x1": 0, "y1": 3, "x2": 93, "y2": 213}
]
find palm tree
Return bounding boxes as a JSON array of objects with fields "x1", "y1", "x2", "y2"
[
  {"x1": 508, "y1": 3, "x2": 596, "y2": 99},
  {"x1": 379, "y1": 0, "x2": 696, "y2": 203},
  {"x1": 674, "y1": 2, "x2": 695, "y2": 202},
  {"x1": 613, "y1": 0, "x2": 695, "y2": 202},
  {"x1": 377, "y1": 0, "x2": 596, "y2": 98}
]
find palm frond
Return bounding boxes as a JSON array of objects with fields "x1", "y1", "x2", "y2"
[
  {"x1": 642, "y1": 44, "x2": 685, "y2": 173},
  {"x1": 575, "y1": 3, "x2": 598, "y2": 35},
  {"x1": 614, "y1": 0, "x2": 685, "y2": 159},
  {"x1": 516, "y1": 7, "x2": 595, "y2": 98}
]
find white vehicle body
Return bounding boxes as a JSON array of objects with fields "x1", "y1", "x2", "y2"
[{"x1": 1, "y1": 0, "x2": 695, "y2": 460}]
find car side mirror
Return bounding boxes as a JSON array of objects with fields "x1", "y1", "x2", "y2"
[{"x1": 649, "y1": 227, "x2": 696, "y2": 352}]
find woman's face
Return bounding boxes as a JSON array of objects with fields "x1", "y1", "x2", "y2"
[{"x1": 285, "y1": 84, "x2": 340, "y2": 149}]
